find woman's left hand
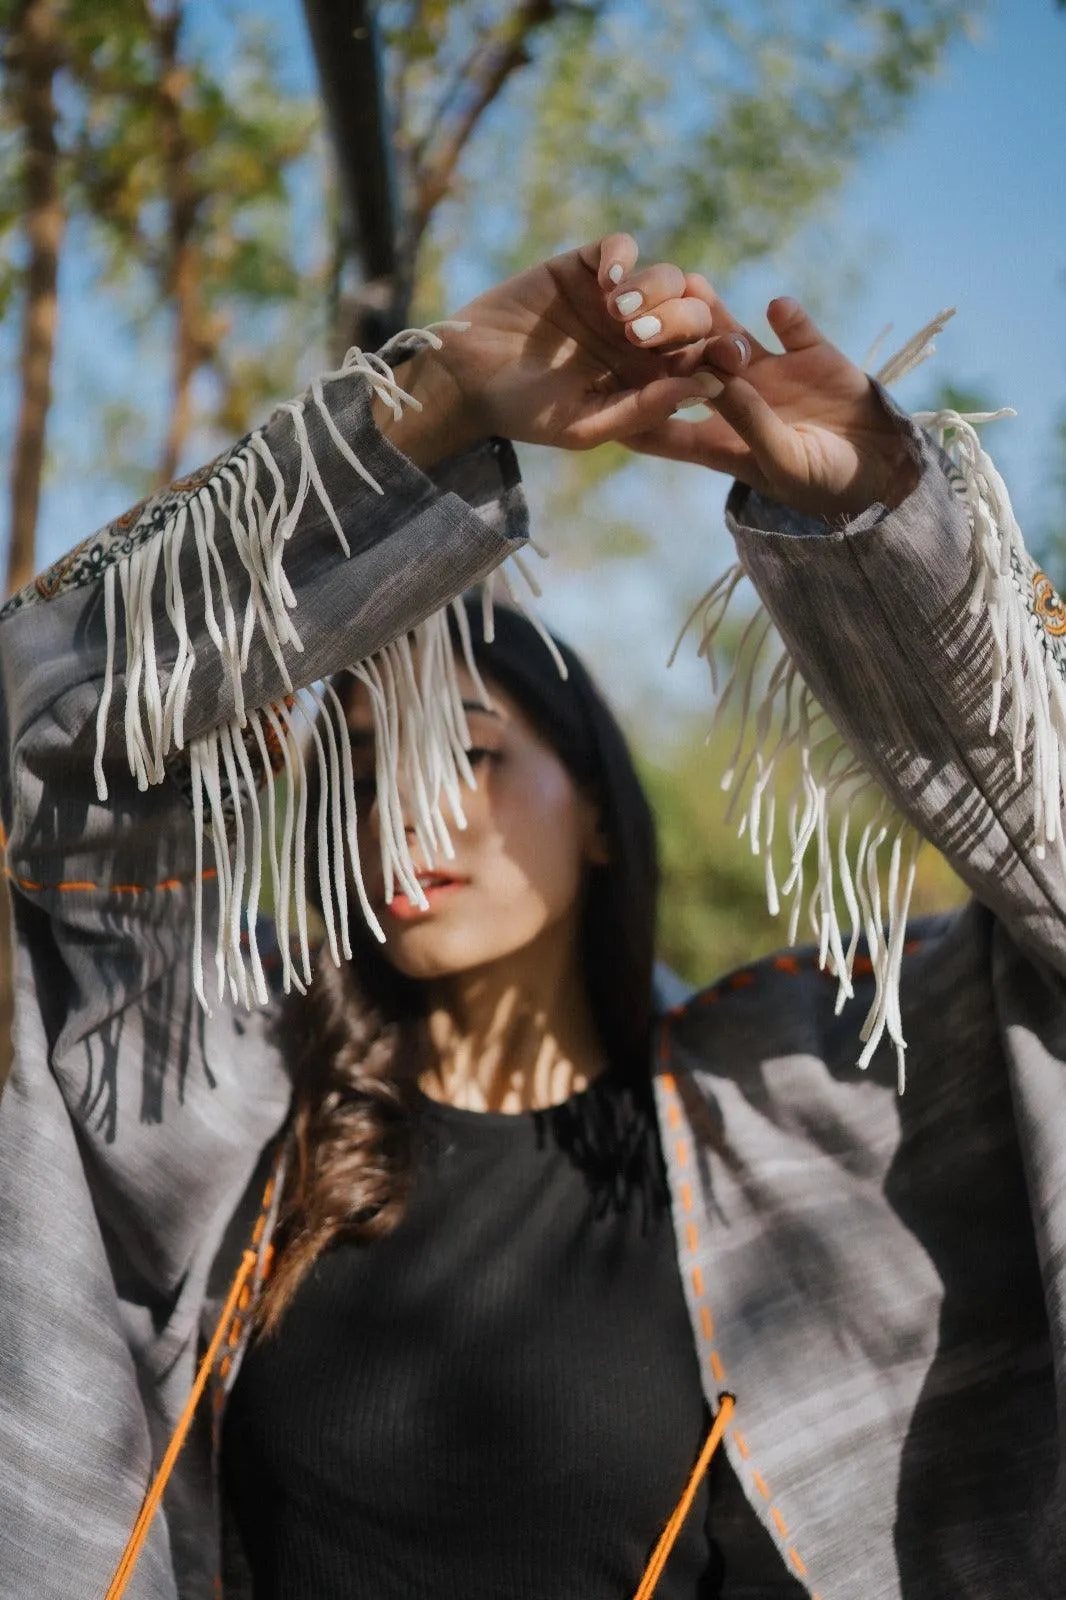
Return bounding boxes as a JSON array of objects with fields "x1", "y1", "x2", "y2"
[{"x1": 623, "y1": 285, "x2": 921, "y2": 520}]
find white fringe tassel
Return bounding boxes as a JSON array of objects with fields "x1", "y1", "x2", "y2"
[
  {"x1": 673, "y1": 314, "x2": 1046, "y2": 1091},
  {"x1": 92, "y1": 328, "x2": 501, "y2": 1013},
  {"x1": 911, "y1": 405, "x2": 1066, "y2": 874},
  {"x1": 673, "y1": 571, "x2": 922, "y2": 1089}
]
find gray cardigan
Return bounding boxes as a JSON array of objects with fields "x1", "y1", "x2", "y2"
[{"x1": 1, "y1": 348, "x2": 1063, "y2": 1600}]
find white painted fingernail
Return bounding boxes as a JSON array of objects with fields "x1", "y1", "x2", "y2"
[
  {"x1": 731, "y1": 335, "x2": 750, "y2": 363},
  {"x1": 615, "y1": 290, "x2": 643, "y2": 317},
  {"x1": 673, "y1": 396, "x2": 711, "y2": 414},
  {"x1": 695, "y1": 372, "x2": 724, "y2": 398},
  {"x1": 630, "y1": 314, "x2": 661, "y2": 342},
  {"x1": 607, "y1": 262, "x2": 624, "y2": 284}
]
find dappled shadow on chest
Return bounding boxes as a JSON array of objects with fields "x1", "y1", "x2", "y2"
[{"x1": 536, "y1": 1073, "x2": 671, "y2": 1227}]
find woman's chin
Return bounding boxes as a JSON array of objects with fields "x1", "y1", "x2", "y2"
[{"x1": 378, "y1": 912, "x2": 543, "y2": 984}]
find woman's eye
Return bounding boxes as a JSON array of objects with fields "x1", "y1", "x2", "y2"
[{"x1": 467, "y1": 746, "x2": 498, "y2": 767}]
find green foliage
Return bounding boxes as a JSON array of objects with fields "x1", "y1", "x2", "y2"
[
  {"x1": 421, "y1": 0, "x2": 975, "y2": 286},
  {"x1": 643, "y1": 713, "x2": 966, "y2": 986},
  {"x1": 66, "y1": 6, "x2": 320, "y2": 441},
  {"x1": 0, "y1": 0, "x2": 323, "y2": 500}
]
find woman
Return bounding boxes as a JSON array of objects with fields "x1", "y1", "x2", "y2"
[{"x1": 0, "y1": 232, "x2": 1063, "y2": 1600}]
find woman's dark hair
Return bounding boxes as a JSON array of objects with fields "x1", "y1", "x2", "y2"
[{"x1": 259, "y1": 598, "x2": 660, "y2": 1329}]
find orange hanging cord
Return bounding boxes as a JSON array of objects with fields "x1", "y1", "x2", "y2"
[
  {"x1": 632, "y1": 1392, "x2": 736, "y2": 1600},
  {"x1": 104, "y1": 1248, "x2": 258, "y2": 1600},
  {"x1": 105, "y1": 1247, "x2": 732, "y2": 1600}
]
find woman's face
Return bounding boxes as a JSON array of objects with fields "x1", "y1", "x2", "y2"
[{"x1": 348, "y1": 665, "x2": 604, "y2": 982}]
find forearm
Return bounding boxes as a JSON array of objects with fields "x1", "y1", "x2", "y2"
[{"x1": 370, "y1": 343, "x2": 484, "y2": 470}]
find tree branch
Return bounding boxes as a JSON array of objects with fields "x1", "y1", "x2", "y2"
[
  {"x1": 410, "y1": 0, "x2": 569, "y2": 247},
  {"x1": 6, "y1": 0, "x2": 66, "y2": 598}
]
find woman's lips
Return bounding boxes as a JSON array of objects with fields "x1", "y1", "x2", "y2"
[{"x1": 384, "y1": 872, "x2": 467, "y2": 921}]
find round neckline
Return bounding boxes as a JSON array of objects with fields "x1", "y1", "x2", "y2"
[{"x1": 414, "y1": 1067, "x2": 620, "y2": 1131}]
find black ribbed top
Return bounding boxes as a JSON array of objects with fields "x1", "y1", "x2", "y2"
[{"x1": 222, "y1": 1072, "x2": 800, "y2": 1598}]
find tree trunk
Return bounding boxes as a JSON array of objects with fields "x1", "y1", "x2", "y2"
[
  {"x1": 2, "y1": 0, "x2": 66, "y2": 1100},
  {"x1": 5, "y1": 0, "x2": 66, "y2": 598},
  {"x1": 154, "y1": 3, "x2": 203, "y2": 487}
]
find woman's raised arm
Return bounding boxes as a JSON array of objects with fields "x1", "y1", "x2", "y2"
[{"x1": 627, "y1": 291, "x2": 1066, "y2": 1062}]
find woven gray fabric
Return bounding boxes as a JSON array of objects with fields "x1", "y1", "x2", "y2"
[
  {"x1": 0, "y1": 367, "x2": 527, "y2": 1600},
  {"x1": 0, "y1": 370, "x2": 1063, "y2": 1599}
]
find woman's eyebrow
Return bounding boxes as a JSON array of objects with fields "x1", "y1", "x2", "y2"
[{"x1": 462, "y1": 700, "x2": 501, "y2": 719}]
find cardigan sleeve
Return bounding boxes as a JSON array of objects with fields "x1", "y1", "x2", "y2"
[
  {"x1": 723, "y1": 401, "x2": 1066, "y2": 1005},
  {"x1": 0, "y1": 347, "x2": 527, "y2": 1036}
]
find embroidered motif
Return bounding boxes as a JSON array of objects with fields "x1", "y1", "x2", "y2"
[
  {"x1": 1009, "y1": 548, "x2": 1066, "y2": 681},
  {"x1": 0, "y1": 442, "x2": 245, "y2": 620}
]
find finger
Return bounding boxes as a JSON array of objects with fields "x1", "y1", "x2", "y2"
[
  {"x1": 701, "y1": 329, "x2": 757, "y2": 376},
  {"x1": 580, "y1": 233, "x2": 640, "y2": 291},
  {"x1": 623, "y1": 416, "x2": 763, "y2": 484},
  {"x1": 565, "y1": 372, "x2": 728, "y2": 450},
  {"x1": 766, "y1": 296, "x2": 825, "y2": 352},
  {"x1": 683, "y1": 275, "x2": 771, "y2": 360},
  {"x1": 622, "y1": 295, "x2": 714, "y2": 351},
  {"x1": 607, "y1": 262, "x2": 687, "y2": 321},
  {"x1": 697, "y1": 372, "x2": 804, "y2": 485}
]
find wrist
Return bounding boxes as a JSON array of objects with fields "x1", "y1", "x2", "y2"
[{"x1": 371, "y1": 347, "x2": 483, "y2": 470}]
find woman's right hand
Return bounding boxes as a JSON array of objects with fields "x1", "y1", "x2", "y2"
[{"x1": 378, "y1": 234, "x2": 722, "y2": 466}]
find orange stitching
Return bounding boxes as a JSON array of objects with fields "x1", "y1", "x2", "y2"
[
  {"x1": 677, "y1": 940, "x2": 928, "y2": 1013},
  {"x1": 7, "y1": 864, "x2": 217, "y2": 895},
  {"x1": 658, "y1": 1031, "x2": 819, "y2": 1593}
]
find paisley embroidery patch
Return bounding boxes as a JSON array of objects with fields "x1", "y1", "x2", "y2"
[
  {"x1": 0, "y1": 442, "x2": 246, "y2": 621},
  {"x1": 1009, "y1": 547, "x2": 1066, "y2": 683}
]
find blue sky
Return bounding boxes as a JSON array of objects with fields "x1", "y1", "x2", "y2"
[{"x1": 5, "y1": 0, "x2": 1065, "y2": 722}]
